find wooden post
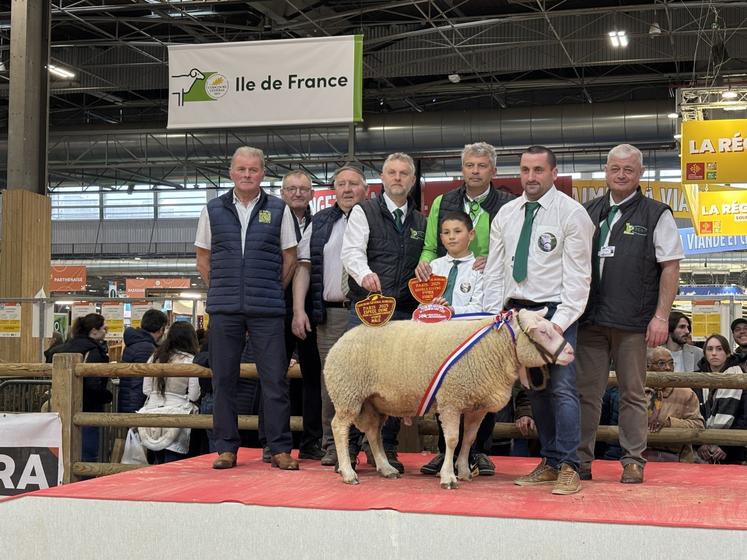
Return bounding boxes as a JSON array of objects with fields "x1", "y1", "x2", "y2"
[{"x1": 50, "y1": 353, "x2": 82, "y2": 483}]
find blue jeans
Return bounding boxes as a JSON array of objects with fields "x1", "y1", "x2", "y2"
[
  {"x1": 527, "y1": 319, "x2": 580, "y2": 470},
  {"x1": 199, "y1": 392, "x2": 217, "y2": 453},
  {"x1": 344, "y1": 307, "x2": 412, "y2": 452}
]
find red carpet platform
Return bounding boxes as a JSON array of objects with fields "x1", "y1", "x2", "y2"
[
  {"x1": 22, "y1": 449, "x2": 747, "y2": 530},
  {"x1": 3, "y1": 450, "x2": 746, "y2": 559}
]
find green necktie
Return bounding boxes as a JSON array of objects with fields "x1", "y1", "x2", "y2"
[
  {"x1": 598, "y1": 205, "x2": 619, "y2": 250},
  {"x1": 393, "y1": 208, "x2": 404, "y2": 232},
  {"x1": 512, "y1": 202, "x2": 539, "y2": 283},
  {"x1": 468, "y1": 200, "x2": 481, "y2": 222},
  {"x1": 443, "y1": 260, "x2": 462, "y2": 304}
]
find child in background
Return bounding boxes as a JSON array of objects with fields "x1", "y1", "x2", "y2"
[{"x1": 429, "y1": 210, "x2": 484, "y2": 315}]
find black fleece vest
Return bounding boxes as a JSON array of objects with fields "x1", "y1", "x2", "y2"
[{"x1": 309, "y1": 204, "x2": 345, "y2": 325}]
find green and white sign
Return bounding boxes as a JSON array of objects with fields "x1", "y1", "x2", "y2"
[{"x1": 167, "y1": 35, "x2": 363, "y2": 129}]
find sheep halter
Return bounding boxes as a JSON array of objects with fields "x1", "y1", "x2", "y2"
[{"x1": 416, "y1": 311, "x2": 514, "y2": 416}]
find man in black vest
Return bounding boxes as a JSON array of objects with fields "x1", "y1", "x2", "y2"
[
  {"x1": 195, "y1": 146, "x2": 300, "y2": 471},
  {"x1": 291, "y1": 166, "x2": 370, "y2": 465},
  {"x1": 576, "y1": 144, "x2": 683, "y2": 484},
  {"x1": 341, "y1": 152, "x2": 426, "y2": 473},
  {"x1": 415, "y1": 141, "x2": 514, "y2": 477}
]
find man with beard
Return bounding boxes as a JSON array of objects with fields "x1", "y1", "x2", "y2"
[{"x1": 665, "y1": 311, "x2": 703, "y2": 373}]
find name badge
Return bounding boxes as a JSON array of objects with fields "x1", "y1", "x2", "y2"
[{"x1": 598, "y1": 246, "x2": 615, "y2": 258}]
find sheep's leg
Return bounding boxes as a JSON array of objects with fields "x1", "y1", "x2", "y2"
[
  {"x1": 456, "y1": 410, "x2": 487, "y2": 481},
  {"x1": 438, "y1": 408, "x2": 461, "y2": 490},
  {"x1": 364, "y1": 410, "x2": 400, "y2": 479},
  {"x1": 331, "y1": 411, "x2": 359, "y2": 485}
]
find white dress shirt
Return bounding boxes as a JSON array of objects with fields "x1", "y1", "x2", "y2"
[
  {"x1": 341, "y1": 193, "x2": 407, "y2": 285},
  {"x1": 194, "y1": 189, "x2": 297, "y2": 253},
  {"x1": 297, "y1": 217, "x2": 348, "y2": 303},
  {"x1": 482, "y1": 186, "x2": 594, "y2": 331},
  {"x1": 598, "y1": 191, "x2": 684, "y2": 275},
  {"x1": 429, "y1": 252, "x2": 484, "y2": 314}
]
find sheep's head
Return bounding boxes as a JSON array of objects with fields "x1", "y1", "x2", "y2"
[{"x1": 513, "y1": 308, "x2": 574, "y2": 368}]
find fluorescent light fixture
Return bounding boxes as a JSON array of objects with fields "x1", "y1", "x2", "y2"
[
  {"x1": 55, "y1": 300, "x2": 75, "y2": 305},
  {"x1": 608, "y1": 30, "x2": 629, "y2": 48},
  {"x1": 723, "y1": 104, "x2": 747, "y2": 111},
  {"x1": 48, "y1": 64, "x2": 75, "y2": 79},
  {"x1": 673, "y1": 133, "x2": 682, "y2": 140},
  {"x1": 179, "y1": 292, "x2": 202, "y2": 299},
  {"x1": 447, "y1": 73, "x2": 461, "y2": 84},
  {"x1": 722, "y1": 90, "x2": 738, "y2": 99},
  {"x1": 667, "y1": 112, "x2": 679, "y2": 119}
]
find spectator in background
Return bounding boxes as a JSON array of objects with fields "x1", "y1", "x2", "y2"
[
  {"x1": 46, "y1": 313, "x2": 112, "y2": 462},
  {"x1": 119, "y1": 309, "x2": 168, "y2": 413},
  {"x1": 729, "y1": 318, "x2": 747, "y2": 366},
  {"x1": 665, "y1": 311, "x2": 703, "y2": 373},
  {"x1": 140, "y1": 322, "x2": 200, "y2": 464},
  {"x1": 44, "y1": 331, "x2": 64, "y2": 362},
  {"x1": 696, "y1": 334, "x2": 747, "y2": 465}
]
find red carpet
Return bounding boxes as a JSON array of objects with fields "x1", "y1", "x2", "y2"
[{"x1": 26, "y1": 450, "x2": 747, "y2": 530}]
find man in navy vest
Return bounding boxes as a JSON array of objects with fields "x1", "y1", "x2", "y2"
[
  {"x1": 292, "y1": 166, "x2": 370, "y2": 466},
  {"x1": 576, "y1": 144, "x2": 683, "y2": 484},
  {"x1": 195, "y1": 146, "x2": 300, "y2": 471},
  {"x1": 341, "y1": 152, "x2": 426, "y2": 473}
]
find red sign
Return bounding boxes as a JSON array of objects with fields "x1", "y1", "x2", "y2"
[
  {"x1": 50, "y1": 266, "x2": 87, "y2": 292},
  {"x1": 686, "y1": 162, "x2": 705, "y2": 181},
  {"x1": 354, "y1": 294, "x2": 396, "y2": 327},
  {"x1": 412, "y1": 303, "x2": 452, "y2": 323},
  {"x1": 421, "y1": 176, "x2": 573, "y2": 216},
  {"x1": 408, "y1": 275, "x2": 447, "y2": 304},
  {"x1": 310, "y1": 185, "x2": 382, "y2": 214},
  {"x1": 125, "y1": 278, "x2": 191, "y2": 297}
]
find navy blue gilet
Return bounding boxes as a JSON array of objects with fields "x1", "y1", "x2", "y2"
[
  {"x1": 309, "y1": 204, "x2": 345, "y2": 325},
  {"x1": 206, "y1": 189, "x2": 286, "y2": 317}
]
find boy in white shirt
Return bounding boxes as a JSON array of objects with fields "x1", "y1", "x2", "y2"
[
  {"x1": 429, "y1": 211, "x2": 484, "y2": 315},
  {"x1": 418, "y1": 210, "x2": 493, "y2": 476}
]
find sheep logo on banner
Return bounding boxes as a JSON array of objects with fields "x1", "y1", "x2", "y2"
[
  {"x1": 171, "y1": 68, "x2": 228, "y2": 107},
  {"x1": 538, "y1": 232, "x2": 557, "y2": 252}
]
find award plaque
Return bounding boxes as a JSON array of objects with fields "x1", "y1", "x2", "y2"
[
  {"x1": 354, "y1": 294, "x2": 397, "y2": 327},
  {"x1": 412, "y1": 303, "x2": 453, "y2": 323},
  {"x1": 407, "y1": 274, "x2": 447, "y2": 304}
]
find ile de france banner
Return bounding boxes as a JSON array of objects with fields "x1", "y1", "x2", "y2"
[{"x1": 167, "y1": 35, "x2": 363, "y2": 129}]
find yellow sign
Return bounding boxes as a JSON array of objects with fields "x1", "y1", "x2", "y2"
[
  {"x1": 693, "y1": 190, "x2": 747, "y2": 236},
  {"x1": 572, "y1": 180, "x2": 691, "y2": 220},
  {"x1": 681, "y1": 119, "x2": 747, "y2": 184},
  {"x1": 0, "y1": 303, "x2": 22, "y2": 338},
  {"x1": 691, "y1": 301, "x2": 722, "y2": 341}
]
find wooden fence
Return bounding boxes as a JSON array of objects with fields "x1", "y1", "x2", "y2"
[{"x1": 1, "y1": 356, "x2": 747, "y2": 483}]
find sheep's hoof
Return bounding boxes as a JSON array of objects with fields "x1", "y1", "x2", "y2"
[
  {"x1": 457, "y1": 473, "x2": 473, "y2": 482},
  {"x1": 379, "y1": 470, "x2": 401, "y2": 479},
  {"x1": 341, "y1": 472, "x2": 359, "y2": 485},
  {"x1": 440, "y1": 481, "x2": 459, "y2": 490}
]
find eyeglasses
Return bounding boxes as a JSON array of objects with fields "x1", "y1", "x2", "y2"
[
  {"x1": 648, "y1": 360, "x2": 674, "y2": 369},
  {"x1": 283, "y1": 187, "x2": 311, "y2": 194}
]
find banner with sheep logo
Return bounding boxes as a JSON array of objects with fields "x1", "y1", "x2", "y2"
[{"x1": 167, "y1": 35, "x2": 363, "y2": 129}]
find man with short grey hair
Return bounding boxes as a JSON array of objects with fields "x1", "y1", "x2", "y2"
[{"x1": 576, "y1": 143, "x2": 683, "y2": 484}]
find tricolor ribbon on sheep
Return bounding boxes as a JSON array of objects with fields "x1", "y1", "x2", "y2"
[{"x1": 416, "y1": 311, "x2": 515, "y2": 416}]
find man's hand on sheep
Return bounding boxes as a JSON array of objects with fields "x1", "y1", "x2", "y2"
[
  {"x1": 515, "y1": 416, "x2": 536, "y2": 437},
  {"x1": 472, "y1": 256, "x2": 487, "y2": 272},
  {"x1": 292, "y1": 311, "x2": 312, "y2": 339},
  {"x1": 361, "y1": 272, "x2": 382, "y2": 293},
  {"x1": 415, "y1": 261, "x2": 432, "y2": 282}
]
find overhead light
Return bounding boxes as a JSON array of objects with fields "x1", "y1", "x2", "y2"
[
  {"x1": 608, "y1": 31, "x2": 629, "y2": 48},
  {"x1": 447, "y1": 73, "x2": 461, "y2": 84},
  {"x1": 673, "y1": 133, "x2": 682, "y2": 140},
  {"x1": 722, "y1": 90, "x2": 738, "y2": 99},
  {"x1": 723, "y1": 104, "x2": 747, "y2": 111},
  {"x1": 648, "y1": 22, "x2": 662, "y2": 36},
  {"x1": 667, "y1": 112, "x2": 679, "y2": 119},
  {"x1": 48, "y1": 64, "x2": 75, "y2": 79},
  {"x1": 179, "y1": 292, "x2": 202, "y2": 299},
  {"x1": 55, "y1": 300, "x2": 75, "y2": 305},
  {"x1": 0, "y1": 61, "x2": 5, "y2": 72}
]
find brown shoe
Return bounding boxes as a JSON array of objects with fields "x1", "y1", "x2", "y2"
[
  {"x1": 514, "y1": 458, "x2": 558, "y2": 486},
  {"x1": 212, "y1": 452, "x2": 237, "y2": 470},
  {"x1": 620, "y1": 463, "x2": 644, "y2": 484},
  {"x1": 271, "y1": 452, "x2": 299, "y2": 470},
  {"x1": 552, "y1": 464, "x2": 581, "y2": 495}
]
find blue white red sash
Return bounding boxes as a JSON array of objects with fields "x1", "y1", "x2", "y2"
[{"x1": 416, "y1": 311, "x2": 515, "y2": 416}]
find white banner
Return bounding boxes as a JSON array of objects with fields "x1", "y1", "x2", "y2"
[
  {"x1": 0, "y1": 413, "x2": 63, "y2": 496},
  {"x1": 0, "y1": 303, "x2": 21, "y2": 338},
  {"x1": 167, "y1": 35, "x2": 362, "y2": 129},
  {"x1": 71, "y1": 302, "x2": 95, "y2": 323}
]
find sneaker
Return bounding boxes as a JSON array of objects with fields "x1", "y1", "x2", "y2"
[
  {"x1": 262, "y1": 446, "x2": 271, "y2": 464},
  {"x1": 473, "y1": 453, "x2": 496, "y2": 476},
  {"x1": 385, "y1": 448, "x2": 405, "y2": 474},
  {"x1": 298, "y1": 442, "x2": 325, "y2": 460},
  {"x1": 552, "y1": 463, "x2": 581, "y2": 495},
  {"x1": 320, "y1": 446, "x2": 337, "y2": 467},
  {"x1": 420, "y1": 453, "x2": 445, "y2": 475},
  {"x1": 514, "y1": 458, "x2": 558, "y2": 486}
]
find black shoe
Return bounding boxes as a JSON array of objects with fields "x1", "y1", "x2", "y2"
[
  {"x1": 473, "y1": 453, "x2": 495, "y2": 476},
  {"x1": 320, "y1": 446, "x2": 337, "y2": 466},
  {"x1": 579, "y1": 468, "x2": 592, "y2": 481},
  {"x1": 385, "y1": 448, "x2": 405, "y2": 474},
  {"x1": 298, "y1": 442, "x2": 325, "y2": 460},
  {"x1": 420, "y1": 453, "x2": 445, "y2": 475},
  {"x1": 262, "y1": 446, "x2": 271, "y2": 463}
]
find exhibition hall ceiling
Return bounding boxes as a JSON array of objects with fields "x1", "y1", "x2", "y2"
[{"x1": 0, "y1": 0, "x2": 746, "y2": 187}]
